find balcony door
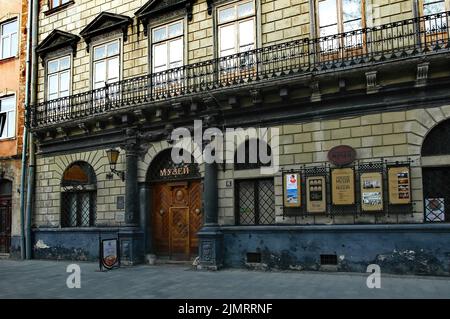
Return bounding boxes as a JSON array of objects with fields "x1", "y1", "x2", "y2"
[{"x1": 316, "y1": 0, "x2": 366, "y2": 62}]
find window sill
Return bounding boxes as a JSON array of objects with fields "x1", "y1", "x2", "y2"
[
  {"x1": 0, "y1": 56, "x2": 18, "y2": 63},
  {"x1": 0, "y1": 137, "x2": 16, "y2": 142},
  {"x1": 43, "y1": 0, "x2": 75, "y2": 16}
]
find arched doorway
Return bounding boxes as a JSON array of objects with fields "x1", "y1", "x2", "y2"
[
  {"x1": 147, "y1": 148, "x2": 202, "y2": 260},
  {"x1": 422, "y1": 119, "x2": 450, "y2": 222},
  {"x1": 0, "y1": 179, "x2": 12, "y2": 253}
]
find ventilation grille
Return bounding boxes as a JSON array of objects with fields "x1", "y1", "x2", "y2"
[
  {"x1": 246, "y1": 252, "x2": 262, "y2": 263},
  {"x1": 320, "y1": 254, "x2": 338, "y2": 265}
]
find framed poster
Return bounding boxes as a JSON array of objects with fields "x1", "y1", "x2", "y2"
[
  {"x1": 388, "y1": 166, "x2": 411, "y2": 204},
  {"x1": 100, "y1": 238, "x2": 120, "y2": 271},
  {"x1": 306, "y1": 176, "x2": 326, "y2": 213},
  {"x1": 283, "y1": 173, "x2": 301, "y2": 207},
  {"x1": 360, "y1": 172, "x2": 383, "y2": 211},
  {"x1": 331, "y1": 168, "x2": 355, "y2": 205}
]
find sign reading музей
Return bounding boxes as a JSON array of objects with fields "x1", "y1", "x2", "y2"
[{"x1": 159, "y1": 166, "x2": 190, "y2": 178}]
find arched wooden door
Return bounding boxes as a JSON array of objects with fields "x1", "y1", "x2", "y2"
[{"x1": 152, "y1": 180, "x2": 203, "y2": 260}]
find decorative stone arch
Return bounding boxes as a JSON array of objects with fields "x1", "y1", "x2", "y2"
[
  {"x1": 52, "y1": 150, "x2": 109, "y2": 185},
  {"x1": 421, "y1": 117, "x2": 450, "y2": 223},
  {"x1": 138, "y1": 140, "x2": 204, "y2": 183}
]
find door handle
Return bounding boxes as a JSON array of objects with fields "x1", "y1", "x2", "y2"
[
  {"x1": 159, "y1": 209, "x2": 165, "y2": 215},
  {"x1": 195, "y1": 208, "x2": 201, "y2": 215}
]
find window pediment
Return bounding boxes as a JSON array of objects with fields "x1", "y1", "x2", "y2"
[
  {"x1": 135, "y1": 0, "x2": 195, "y2": 36},
  {"x1": 79, "y1": 12, "x2": 132, "y2": 52},
  {"x1": 36, "y1": 30, "x2": 79, "y2": 64}
]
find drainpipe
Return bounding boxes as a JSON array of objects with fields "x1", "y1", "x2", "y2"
[
  {"x1": 19, "y1": 0, "x2": 34, "y2": 259},
  {"x1": 25, "y1": 0, "x2": 38, "y2": 260}
]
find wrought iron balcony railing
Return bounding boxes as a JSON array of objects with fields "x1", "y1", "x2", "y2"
[{"x1": 31, "y1": 12, "x2": 450, "y2": 128}]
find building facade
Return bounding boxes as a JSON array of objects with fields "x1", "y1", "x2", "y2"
[
  {"x1": 0, "y1": 0, "x2": 27, "y2": 258},
  {"x1": 29, "y1": 0, "x2": 450, "y2": 274}
]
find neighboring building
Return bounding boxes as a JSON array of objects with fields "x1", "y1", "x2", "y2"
[
  {"x1": 0, "y1": 0, "x2": 27, "y2": 257},
  {"x1": 30, "y1": 0, "x2": 450, "y2": 274}
]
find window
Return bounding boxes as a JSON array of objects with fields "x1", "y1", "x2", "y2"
[
  {"x1": 317, "y1": 0, "x2": 364, "y2": 49},
  {"x1": 0, "y1": 95, "x2": 16, "y2": 139},
  {"x1": 152, "y1": 20, "x2": 184, "y2": 73},
  {"x1": 0, "y1": 19, "x2": 18, "y2": 59},
  {"x1": 218, "y1": 1, "x2": 255, "y2": 58},
  {"x1": 92, "y1": 40, "x2": 120, "y2": 90},
  {"x1": 423, "y1": 0, "x2": 447, "y2": 15},
  {"x1": 47, "y1": 56, "x2": 71, "y2": 100},
  {"x1": 50, "y1": 0, "x2": 71, "y2": 9},
  {"x1": 61, "y1": 162, "x2": 96, "y2": 227},
  {"x1": 236, "y1": 179, "x2": 275, "y2": 225}
]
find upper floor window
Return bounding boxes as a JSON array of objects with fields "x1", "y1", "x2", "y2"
[
  {"x1": 217, "y1": 0, "x2": 256, "y2": 58},
  {"x1": 0, "y1": 95, "x2": 16, "y2": 140},
  {"x1": 47, "y1": 55, "x2": 71, "y2": 101},
  {"x1": 51, "y1": 0, "x2": 71, "y2": 9},
  {"x1": 152, "y1": 20, "x2": 184, "y2": 73},
  {"x1": 92, "y1": 40, "x2": 120, "y2": 90},
  {"x1": 317, "y1": 0, "x2": 364, "y2": 36},
  {"x1": 422, "y1": 0, "x2": 447, "y2": 15},
  {"x1": 0, "y1": 19, "x2": 18, "y2": 59}
]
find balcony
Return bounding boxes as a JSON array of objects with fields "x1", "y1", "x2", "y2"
[{"x1": 31, "y1": 11, "x2": 450, "y2": 129}]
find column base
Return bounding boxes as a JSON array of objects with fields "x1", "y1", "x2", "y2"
[
  {"x1": 118, "y1": 228, "x2": 144, "y2": 265},
  {"x1": 196, "y1": 226, "x2": 223, "y2": 270}
]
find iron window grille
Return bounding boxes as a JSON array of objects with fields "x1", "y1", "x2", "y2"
[
  {"x1": 61, "y1": 162, "x2": 97, "y2": 227},
  {"x1": 423, "y1": 166, "x2": 450, "y2": 222},
  {"x1": 236, "y1": 178, "x2": 275, "y2": 225}
]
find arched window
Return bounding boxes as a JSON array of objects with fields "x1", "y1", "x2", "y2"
[
  {"x1": 234, "y1": 138, "x2": 272, "y2": 170},
  {"x1": 422, "y1": 119, "x2": 450, "y2": 222},
  {"x1": 61, "y1": 162, "x2": 96, "y2": 227}
]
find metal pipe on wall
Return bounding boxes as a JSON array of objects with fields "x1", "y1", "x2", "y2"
[{"x1": 25, "y1": 0, "x2": 38, "y2": 260}]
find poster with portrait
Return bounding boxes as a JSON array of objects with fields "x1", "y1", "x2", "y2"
[
  {"x1": 306, "y1": 176, "x2": 326, "y2": 213},
  {"x1": 331, "y1": 168, "x2": 355, "y2": 205},
  {"x1": 388, "y1": 166, "x2": 411, "y2": 205},
  {"x1": 360, "y1": 172, "x2": 383, "y2": 211},
  {"x1": 284, "y1": 173, "x2": 301, "y2": 207}
]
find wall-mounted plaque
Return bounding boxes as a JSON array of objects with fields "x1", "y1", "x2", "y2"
[
  {"x1": 306, "y1": 176, "x2": 326, "y2": 213},
  {"x1": 331, "y1": 168, "x2": 355, "y2": 205},
  {"x1": 328, "y1": 145, "x2": 357, "y2": 166},
  {"x1": 360, "y1": 172, "x2": 383, "y2": 211},
  {"x1": 388, "y1": 166, "x2": 411, "y2": 205},
  {"x1": 284, "y1": 173, "x2": 301, "y2": 207}
]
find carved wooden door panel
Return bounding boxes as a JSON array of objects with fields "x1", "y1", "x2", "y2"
[
  {"x1": 152, "y1": 183, "x2": 171, "y2": 255},
  {"x1": 152, "y1": 180, "x2": 203, "y2": 260}
]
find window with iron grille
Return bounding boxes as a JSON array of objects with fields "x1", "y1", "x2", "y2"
[
  {"x1": 61, "y1": 162, "x2": 96, "y2": 227},
  {"x1": 236, "y1": 179, "x2": 275, "y2": 225}
]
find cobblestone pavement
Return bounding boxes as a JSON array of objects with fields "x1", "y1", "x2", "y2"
[{"x1": 0, "y1": 259, "x2": 449, "y2": 299}]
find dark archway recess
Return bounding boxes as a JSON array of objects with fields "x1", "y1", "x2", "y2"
[
  {"x1": 0, "y1": 179, "x2": 12, "y2": 253},
  {"x1": 422, "y1": 119, "x2": 450, "y2": 223},
  {"x1": 234, "y1": 139, "x2": 272, "y2": 170},
  {"x1": 146, "y1": 148, "x2": 200, "y2": 183},
  {"x1": 422, "y1": 119, "x2": 450, "y2": 156}
]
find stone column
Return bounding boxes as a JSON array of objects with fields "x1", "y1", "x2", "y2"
[
  {"x1": 197, "y1": 162, "x2": 223, "y2": 270},
  {"x1": 119, "y1": 133, "x2": 144, "y2": 265},
  {"x1": 124, "y1": 140, "x2": 138, "y2": 226},
  {"x1": 139, "y1": 183, "x2": 152, "y2": 259}
]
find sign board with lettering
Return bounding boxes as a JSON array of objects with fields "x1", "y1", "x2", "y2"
[
  {"x1": 388, "y1": 166, "x2": 411, "y2": 204},
  {"x1": 360, "y1": 172, "x2": 383, "y2": 211},
  {"x1": 331, "y1": 168, "x2": 355, "y2": 205},
  {"x1": 328, "y1": 145, "x2": 357, "y2": 166},
  {"x1": 306, "y1": 176, "x2": 326, "y2": 213},
  {"x1": 283, "y1": 173, "x2": 301, "y2": 207},
  {"x1": 99, "y1": 238, "x2": 120, "y2": 271}
]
